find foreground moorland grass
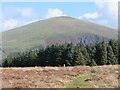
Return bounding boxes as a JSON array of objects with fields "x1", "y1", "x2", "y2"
[{"x1": 1, "y1": 65, "x2": 119, "y2": 88}]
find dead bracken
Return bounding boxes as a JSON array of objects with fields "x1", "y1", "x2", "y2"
[{"x1": 1, "y1": 65, "x2": 119, "y2": 88}]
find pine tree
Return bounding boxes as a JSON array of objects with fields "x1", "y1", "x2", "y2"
[
  {"x1": 89, "y1": 59, "x2": 97, "y2": 66},
  {"x1": 73, "y1": 46, "x2": 85, "y2": 65},
  {"x1": 95, "y1": 42, "x2": 107, "y2": 65},
  {"x1": 36, "y1": 48, "x2": 46, "y2": 66},
  {"x1": 101, "y1": 42, "x2": 107, "y2": 65},
  {"x1": 108, "y1": 40, "x2": 118, "y2": 63},
  {"x1": 86, "y1": 44, "x2": 96, "y2": 65},
  {"x1": 3, "y1": 56, "x2": 13, "y2": 67},
  {"x1": 65, "y1": 43, "x2": 74, "y2": 66},
  {"x1": 107, "y1": 45, "x2": 117, "y2": 65}
]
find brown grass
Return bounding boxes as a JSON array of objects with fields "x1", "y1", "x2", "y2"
[{"x1": 0, "y1": 65, "x2": 119, "y2": 88}]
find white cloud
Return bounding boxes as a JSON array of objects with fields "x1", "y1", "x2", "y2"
[
  {"x1": 3, "y1": 19, "x2": 18, "y2": 30},
  {"x1": 46, "y1": 8, "x2": 65, "y2": 18},
  {"x1": 16, "y1": 7, "x2": 34, "y2": 18},
  {"x1": 79, "y1": 12, "x2": 102, "y2": 19},
  {"x1": 95, "y1": 0, "x2": 118, "y2": 20},
  {"x1": 2, "y1": 7, "x2": 38, "y2": 31}
]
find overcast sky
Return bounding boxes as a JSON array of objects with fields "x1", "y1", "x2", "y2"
[{"x1": 0, "y1": 0, "x2": 119, "y2": 31}]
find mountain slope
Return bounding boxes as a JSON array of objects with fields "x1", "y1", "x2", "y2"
[{"x1": 2, "y1": 16, "x2": 118, "y2": 54}]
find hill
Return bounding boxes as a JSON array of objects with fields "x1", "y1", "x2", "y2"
[{"x1": 2, "y1": 16, "x2": 118, "y2": 56}]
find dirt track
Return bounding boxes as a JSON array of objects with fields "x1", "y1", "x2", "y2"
[{"x1": 0, "y1": 65, "x2": 119, "y2": 88}]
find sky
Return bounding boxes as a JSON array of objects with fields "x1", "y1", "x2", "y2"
[{"x1": 0, "y1": 0, "x2": 119, "y2": 32}]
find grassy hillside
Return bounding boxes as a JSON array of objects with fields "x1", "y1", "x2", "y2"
[{"x1": 2, "y1": 16, "x2": 118, "y2": 54}]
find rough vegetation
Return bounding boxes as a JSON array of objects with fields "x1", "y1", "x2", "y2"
[{"x1": 1, "y1": 65, "x2": 119, "y2": 88}]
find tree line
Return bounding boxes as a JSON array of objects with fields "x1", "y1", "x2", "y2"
[{"x1": 2, "y1": 40, "x2": 119, "y2": 67}]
